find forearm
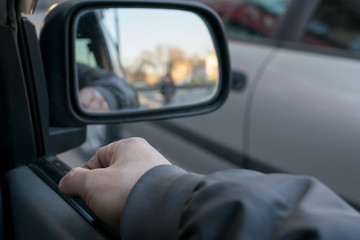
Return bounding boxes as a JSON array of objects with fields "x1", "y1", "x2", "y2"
[
  {"x1": 120, "y1": 165, "x2": 202, "y2": 239},
  {"x1": 121, "y1": 166, "x2": 360, "y2": 240}
]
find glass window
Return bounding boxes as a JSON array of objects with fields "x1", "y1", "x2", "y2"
[
  {"x1": 75, "y1": 39, "x2": 97, "y2": 67},
  {"x1": 196, "y1": 0, "x2": 293, "y2": 40},
  {"x1": 302, "y1": 0, "x2": 360, "y2": 53}
]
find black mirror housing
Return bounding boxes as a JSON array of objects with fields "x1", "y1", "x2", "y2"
[{"x1": 40, "y1": 0, "x2": 231, "y2": 127}]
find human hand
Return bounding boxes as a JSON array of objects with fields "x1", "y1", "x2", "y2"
[
  {"x1": 58, "y1": 137, "x2": 171, "y2": 229},
  {"x1": 79, "y1": 87, "x2": 110, "y2": 112}
]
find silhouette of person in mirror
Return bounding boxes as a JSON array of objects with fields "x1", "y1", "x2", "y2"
[
  {"x1": 77, "y1": 63, "x2": 139, "y2": 112},
  {"x1": 160, "y1": 72, "x2": 176, "y2": 104}
]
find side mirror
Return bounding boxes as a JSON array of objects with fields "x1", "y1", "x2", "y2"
[{"x1": 40, "y1": 0, "x2": 231, "y2": 126}]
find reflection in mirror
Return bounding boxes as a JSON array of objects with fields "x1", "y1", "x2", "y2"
[{"x1": 75, "y1": 8, "x2": 219, "y2": 114}]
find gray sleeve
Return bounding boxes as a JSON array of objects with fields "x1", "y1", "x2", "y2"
[
  {"x1": 120, "y1": 165, "x2": 360, "y2": 240},
  {"x1": 92, "y1": 77, "x2": 139, "y2": 110},
  {"x1": 77, "y1": 63, "x2": 138, "y2": 110}
]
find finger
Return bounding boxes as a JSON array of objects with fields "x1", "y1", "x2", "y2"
[
  {"x1": 79, "y1": 88, "x2": 94, "y2": 109},
  {"x1": 92, "y1": 92, "x2": 109, "y2": 112},
  {"x1": 87, "y1": 98, "x2": 103, "y2": 111},
  {"x1": 101, "y1": 100, "x2": 110, "y2": 112},
  {"x1": 79, "y1": 96, "x2": 90, "y2": 109},
  {"x1": 58, "y1": 167, "x2": 90, "y2": 198},
  {"x1": 84, "y1": 149, "x2": 106, "y2": 169}
]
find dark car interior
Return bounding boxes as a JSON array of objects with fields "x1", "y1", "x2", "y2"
[{"x1": 0, "y1": 0, "x2": 231, "y2": 238}]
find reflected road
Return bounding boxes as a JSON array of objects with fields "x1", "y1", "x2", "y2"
[{"x1": 138, "y1": 86, "x2": 214, "y2": 109}]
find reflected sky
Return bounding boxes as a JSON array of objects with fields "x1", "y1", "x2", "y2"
[{"x1": 102, "y1": 8, "x2": 215, "y2": 62}]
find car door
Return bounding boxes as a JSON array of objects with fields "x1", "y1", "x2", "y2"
[
  {"x1": 121, "y1": 0, "x2": 297, "y2": 173},
  {"x1": 248, "y1": 0, "x2": 360, "y2": 207}
]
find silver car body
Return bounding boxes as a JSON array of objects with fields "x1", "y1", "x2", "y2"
[{"x1": 123, "y1": 0, "x2": 360, "y2": 206}]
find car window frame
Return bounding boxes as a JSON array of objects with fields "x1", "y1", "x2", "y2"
[
  {"x1": 204, "y1": 0, "x2": 314, "y2": 47},
  {"x1": 279, "y1": 0, "x2": 360, "y2": 60}
]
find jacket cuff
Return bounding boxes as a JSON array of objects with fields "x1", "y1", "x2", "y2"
[
  {"x1": 93, "y1": 86, "x2": 118, "y2": 110},
  {"x1": 120, "y1": 165, "x2": 202, "y2": 239}
]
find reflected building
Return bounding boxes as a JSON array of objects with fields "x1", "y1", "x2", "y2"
[{"x1": 205, "y1": 47, "x2": 219, "y2": 82}]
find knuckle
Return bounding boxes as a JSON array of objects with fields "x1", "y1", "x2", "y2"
[{"x1": 130, "y1": 137, "x2": 146, "y2": 143}]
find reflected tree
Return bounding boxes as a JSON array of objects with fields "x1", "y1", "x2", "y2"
[{"x1": 124, "y1": 45, "x2": 208, "y2": 87}]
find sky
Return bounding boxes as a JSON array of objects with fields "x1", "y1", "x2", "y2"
[{"x1": 101, "y1": 8, "x2": 216, "y2": 63}]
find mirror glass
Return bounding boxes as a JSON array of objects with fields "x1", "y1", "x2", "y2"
[{"x1": 74, "y1": 8, "x2": 219, "y2": 113}]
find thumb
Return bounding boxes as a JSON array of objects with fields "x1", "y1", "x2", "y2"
[{"x1": 59, "y1": 167, "x2": 89, "y2": 198}]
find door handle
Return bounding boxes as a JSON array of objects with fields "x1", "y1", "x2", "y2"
[{"x1": 231, "y1": 71, "x2": 247, "y2": 91}]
